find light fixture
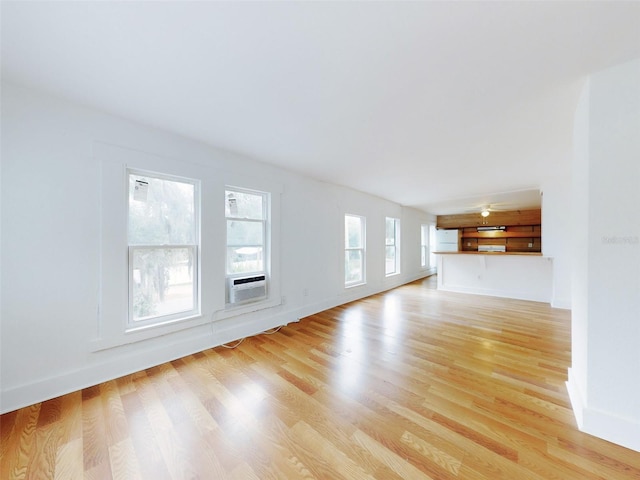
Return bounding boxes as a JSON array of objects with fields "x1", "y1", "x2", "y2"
[{"x1": 481, "y1": 208, "x2": 490, "y2": 217}]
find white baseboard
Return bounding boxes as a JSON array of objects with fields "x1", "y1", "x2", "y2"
[
  {"x1": 1, "y1": 328, "x2": 216, "y2": 414},
  {"x1": 551, "y1": 296, "x2": 572, "y2": 310},
  {"x1": 566, "y1": 368, "x2": 586, "y2": 429},
  {"x1": 567, "y1": 368, "x2": 640, "y2": 452},
  {"x1": 437, "y1": 284, "x2": 551, "y2": 303}
]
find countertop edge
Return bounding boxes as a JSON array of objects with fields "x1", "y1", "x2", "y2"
[{"x1": 433, "y1": 251, "x2": 544, "y2": 256}]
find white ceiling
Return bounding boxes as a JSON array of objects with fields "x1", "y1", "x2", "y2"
[{"x1": 2, "y1": 2, "x2": 639, "y2": 214}]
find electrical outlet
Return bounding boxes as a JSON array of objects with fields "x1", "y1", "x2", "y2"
[
  {"x1": 528, "y1": 242, "x2": 533, "y2": 248},
  {"x1": 303, "y1": 288, "x2": 309, "y2": 297}
]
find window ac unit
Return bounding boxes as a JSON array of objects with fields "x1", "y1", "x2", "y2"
[{"x1": 228, "y1": 274, "x2": 267, "y2": 304}]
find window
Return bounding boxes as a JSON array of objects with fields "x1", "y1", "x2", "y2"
[
  {"x1": 429, "y1": 224, "x2": 437, "y2": 268},
  {"x1": 421, "y1": 223, "x2": 437, "y2": 269},
  {"x1": 225, "y1": 188, "x2": 269, "y2": 304},
  {"x1": 385, "y1": 217, "x2": 400, "y2": 275},
  {"x1": 421, "y1": 224, "x2": 429, "y2": 267},
  {"x1": 128, "y1": 171, "x2": 199, "y2": 327},
  {"x1": 345, "y1": 214, "x2": 365, "y2": 286}
]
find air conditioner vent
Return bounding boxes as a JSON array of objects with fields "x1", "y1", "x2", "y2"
[{"x1": 228, "y1": 275, "x2": 267, "y2": 304}]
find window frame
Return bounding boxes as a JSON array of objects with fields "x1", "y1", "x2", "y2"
[
  {"x1": 224, "y1": 186, "x2": 270, "y2": 305},
  {"x1": 421, "y1": 223, "x2": 429, "y2": 268},
  {"x1": 344, "y1": 214, "x2": 366, "y2": 287},
  {"x1": 385, "y1": 217, "x2": 401, "y2": 276},
  {"x1": 429, "y1": 224, "x2": 437, "y2": 269},
  {"x1": 126, "y1": 169, "x2": 201, "y2": 330}
]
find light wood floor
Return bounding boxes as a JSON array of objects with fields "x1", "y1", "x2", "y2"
[{"x1": 2, "y1": 275, "x2": 640, "y2": 479}]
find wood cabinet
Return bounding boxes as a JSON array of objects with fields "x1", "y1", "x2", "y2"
[{"x1": 437, "y1": 209, "x2": 541, "y2": 253}]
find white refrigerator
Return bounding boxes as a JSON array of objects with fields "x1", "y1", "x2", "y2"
[{"x1": 435, "y1": 229, "x2": 459, "y2": 252}]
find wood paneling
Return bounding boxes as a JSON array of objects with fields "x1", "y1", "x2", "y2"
[
  {"x1": 437, "y1": 209, "x2": 541, "y2": 228},
  {"x1": 478, "y1": 238, "x2": 507, "y2": 246},
  {"x1": 462, "y1": 238, "x2": 478, "y2": 251},
  {"x1": 2, "y1": 276, "x2": 639, "y2": 479},
  {"x1": 509, "y1": 225, "x2": 541, "y2": 234},
  {"x1": 507, "y1": 237, "x2": 542, "y2": 252}
]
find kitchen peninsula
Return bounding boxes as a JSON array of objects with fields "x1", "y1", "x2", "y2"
[{"x1": 434, "y1": 209, "x2": 553, "y2": 302}]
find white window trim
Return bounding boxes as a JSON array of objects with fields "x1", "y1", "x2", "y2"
[
  {"x1": 421, "y1": 223, "x2": 429, "y2": 268},
  {"x1": 95, "y1": 143, "x2": 213, "y2": 351},
  {"x1": 126, "y1": 169, "x2": 201, "y2": 331},
  {"x1": 344, "y1": 214, "x2": 366, "y2": 288},
  {"x1": 213, "y1": 176, "x2": 282, "y2": 321},
  {"x1": 429, "y1": 224, "x2": 437, "y2": 270},
  {"x1": 94, "y1": 143, "x2": 284, "y2": 350},
  {"x1": 224, "y1": 187, "x2": 269, "y2": 305},
  {"x1": 385, "y1": 217, "x2": 401, "y2": 277}
]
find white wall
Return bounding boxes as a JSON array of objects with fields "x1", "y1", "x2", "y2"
[
  {"x1": 0, "y1": 82, "x2": 433, "y2": 413},
  {"x1": 568, "y1": 58, "x2": 640, "y2": 452}
]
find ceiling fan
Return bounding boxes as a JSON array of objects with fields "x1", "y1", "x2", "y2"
[
  {"x1": 461, "y1": 203, "x2": 516, "y2": 225},
  {"x1": 465, "y1": 203, "x2": 514, "y2": 217}
]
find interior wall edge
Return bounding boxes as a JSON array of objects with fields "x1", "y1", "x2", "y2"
[{"x1": 568, "y1": 369, "x2": 640, "y2": 453}]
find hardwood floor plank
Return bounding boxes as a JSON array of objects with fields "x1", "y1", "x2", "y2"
[
  {"x1": 83, "y1": 461, "x2": 113, "y2": 480},
  {"x1": 0, "y1": 409, "x2": 19, "y2": 476},
  {"x1": 81, "y1": 396, "x2": 111, "y2": 477},
  {"x1": 252, "y1": 414, "x2": 322, "y2": 480},
  {"x1": 53, "y1": 438, "x2": 83, "y2": 480},
  {"x1": 346, "y1": 400, "x2": 461, "y2": 480},
  {"x1": 289, "y1": 420, "x2": 376, "y2": 480},
  {"x1": 1, "y1": 404, "x2": 41, "y2": 480},
  {"x1": 36, "y1": 397, "x2": 63, "y2": 429},
  {"x1": 458, "y1": 448, "x2": 547, "y2": 480},
  {"x1": 351, "y1": 428, "x2": 433, "y2": 480},
  {"x1": 100, "y1": 380, "x2": 129, "y2": 447},
  {"x1": 548, "y1": 441, "x2": 640, "y2": 479},
  {"x1": 171, "y1": 419, "x2": 228, "y2": 480},
  {"x1": 25, "y1": 421, "x2": 63, "y2": 480},
  {"x1": 515, "y1": 447, "x2": 612, "y2": 480},
  {"x1": 401, "y1": 430, "x2": 463, "y2": 475},
  {"x1": 119, "y1": 391, "x2": 171, "y2": 480},
  {"x1": 250, "y1": 363, "x2": 365, "y2": 462},
  {"x1": 130, "y1": 373, "x2": 168, "y2": 422},
  {"x1": 56, "y1": 392, "x2": 82, "y2": 446},
  {"x1": 228, "y1": 462, "x2": 261, "y2": 480},
  {"x1": 108, "y1": 438, "x2": 142, "y2": 480}
]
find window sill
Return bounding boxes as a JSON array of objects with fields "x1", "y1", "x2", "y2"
[
  {"x1": 90, "y1": 313, "x2": 209, "y2": 352},
  {"x1": 214, "y1": 296, "x2": 283, "y2": 321},
  {"x1": 125, "y1": 312, "x2": 202, "y2": 334},
  {"x1": 90, "y1": 296, "x2": 284, "y2": 353}
]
